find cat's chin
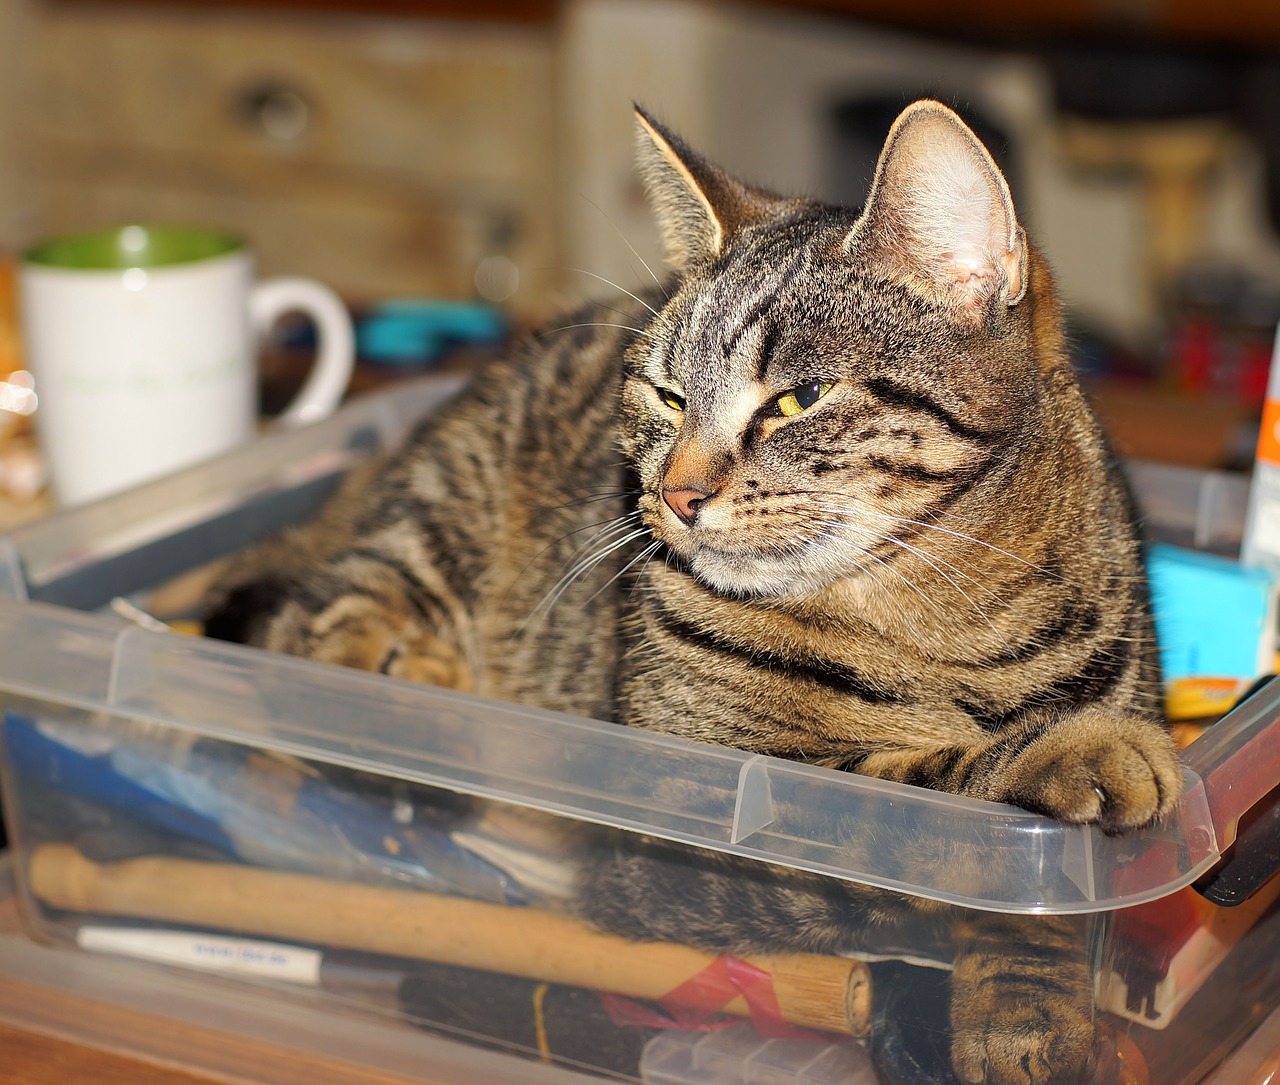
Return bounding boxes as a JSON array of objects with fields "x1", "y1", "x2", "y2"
[{"x1": 684, "y1": 547, "x2": 845, "y2": 600}]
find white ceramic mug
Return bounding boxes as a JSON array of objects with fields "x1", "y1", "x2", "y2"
[{"x1": 20, "y1": 224, "x2": 355, "y2": 505}]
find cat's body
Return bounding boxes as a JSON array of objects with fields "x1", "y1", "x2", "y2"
[
  {"x1": 213, "y1": 297, "x2": 635, "y2": 719},
  {"x1": 207, "y1": 103, "x2": 1182, "y2": 1085}
]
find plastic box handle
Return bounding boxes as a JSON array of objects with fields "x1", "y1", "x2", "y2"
[{"x1": 1183, "y1": 677, "x2": 1280, "y2": 904}]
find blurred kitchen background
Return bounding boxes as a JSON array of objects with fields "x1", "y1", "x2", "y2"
[{"x1": 4, "y1": 0, "x2": 1280, "y2": 503}]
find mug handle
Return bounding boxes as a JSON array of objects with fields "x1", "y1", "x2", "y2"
[{"x1": 248, "y1": 277, "x2": 356, "y2": 427}]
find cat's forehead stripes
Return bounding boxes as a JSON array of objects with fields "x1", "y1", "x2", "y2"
[
  {"x1": 666, "y1": 243, "x2": 819, "y2": 397},
  {"x1": 717, "y1": 250, "x2": 808, "y2": 378}
]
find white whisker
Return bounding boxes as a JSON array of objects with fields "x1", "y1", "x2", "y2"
[
  {"x1": 851, "y1": 504, "x2": 1053, "y2": 576},
  {"x1": 803, "y1": 494, "x2": 1018, "y2": 598},
  {"x1": 579, "y1": 194, "x2": 669, "y2": 298},
  {"x1": 561, "y1": 512, "x2": 646, "y2": 560},
  {"x1": 502, "y1": 510, "x2": 640, "y2": 614},
  {"x1": 805, "y1": 511, "x2": 944, "y2": 617},
  {"x1": 545, "y1": 321, "x2": 659, "y2": 342},
  {"x1": 778, "y1": 484, "x2": 1050, "y2": 578},
  {"x1": 521, "y1": 526, "x2": 652, "y2": 631},
  {"x1": 585, "y1": 539, "x2": 663, "y2": 606},
  {"x1": 562, "y1": 267, "x2": 661, "y2": 317}
]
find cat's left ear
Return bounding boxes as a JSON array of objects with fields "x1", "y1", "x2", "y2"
[
  {"x1": 846, "y1": 100, "x2": 1028, "y2": 324},
  {"x1": 634, "y1": 106, "x2": 775, "y2": 273}
]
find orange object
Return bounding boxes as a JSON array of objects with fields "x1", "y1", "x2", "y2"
[
  {"x1": 1258, "y1": 398, "x2": 1280, "y2": 466},
  {"x1": 0, "y1": 258, "x2": 19, "y2": 373}
]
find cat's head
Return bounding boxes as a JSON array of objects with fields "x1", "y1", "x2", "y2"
[{"x1": 619, "y1": 100, "x2": 1055, "y2": 601}]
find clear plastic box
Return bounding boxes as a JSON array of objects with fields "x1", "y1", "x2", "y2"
[{"x1": 1, "y1": 377, "x2": 1278, "y2": 1084}]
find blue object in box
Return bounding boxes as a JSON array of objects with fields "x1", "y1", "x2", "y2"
[
  {"x1": 1147, "y1": 542, "x2": 1278, "y2": 681},
  {"x1": 1, "y1": 714, "x2": 530, "y2": 905}
]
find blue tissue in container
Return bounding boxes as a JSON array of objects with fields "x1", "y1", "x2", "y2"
[
  {"x1": 1147, "y1": 542, "x2": 1279, "y2": 681},
  {"x1": 2, "y1": 715, "x2": 529, "y2": 905}
]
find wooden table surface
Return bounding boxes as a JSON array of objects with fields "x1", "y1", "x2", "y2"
[
  {"x1": 0, "y1": 969, "x2": 431, "y2": 1085},
  {"x1": 1, "y1": 1024, "x2": 224, "y2": 1085},
  {"x1": 0, "y1": 886, "x2": 433, "y2": 1085}
]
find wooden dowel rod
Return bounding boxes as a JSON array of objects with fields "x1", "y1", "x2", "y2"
[{"x1": 28, "y1": 844, "x2": 871, "y2": 1036}]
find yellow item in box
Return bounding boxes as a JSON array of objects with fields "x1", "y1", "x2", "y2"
[{"x1": 1166, "y1": 676, "x2": 1256, "y2": 722}]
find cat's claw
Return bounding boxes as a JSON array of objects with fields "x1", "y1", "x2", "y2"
[{"x1": 993, "y1": 710, "x2": 1183, "y2": 833}]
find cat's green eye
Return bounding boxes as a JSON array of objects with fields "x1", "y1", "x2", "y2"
[
  {"x1": 776, "y1": 381, "x2": 833, "y2": 418},
  {"x1": 658, "y1": 388, "x2": 687, "y2": 412}
]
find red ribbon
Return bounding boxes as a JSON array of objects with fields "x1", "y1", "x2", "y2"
[{"x1": 598, "y1": 955, "x2": 830, "y2": 1041}]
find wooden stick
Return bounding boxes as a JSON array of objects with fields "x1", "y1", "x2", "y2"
[{"x1": 28, "y1": 845, "x2": 871, "y2": 1036}]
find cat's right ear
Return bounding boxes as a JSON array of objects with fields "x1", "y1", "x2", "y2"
[
  {"x1": 634, "y1": 106, "x2": 762, "y2": 273},
  {"x1": 846, "y1": 100, "x2": 1028, "y2": 327}
]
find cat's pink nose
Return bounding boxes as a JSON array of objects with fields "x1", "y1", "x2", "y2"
[{"x1": 663, "y1": 486, "x2": 715, "y2": 527}]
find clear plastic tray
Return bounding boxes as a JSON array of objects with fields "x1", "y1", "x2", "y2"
[{"x1": 0, "y1": 377, "x2": 1271, "y2": 916}]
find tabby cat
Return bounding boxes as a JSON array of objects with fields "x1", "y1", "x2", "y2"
[{"x1": 206, "y1": 101, "x2": 1183, "y2": 1084}]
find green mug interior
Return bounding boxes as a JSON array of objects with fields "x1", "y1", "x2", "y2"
[{"x1": 24, "y1": 224, "x2": 244, "y2": 270}]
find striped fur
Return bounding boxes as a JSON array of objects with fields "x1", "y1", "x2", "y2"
[{"x1": 206, "y1": 102, "x2": 1180, "y2": 1085}]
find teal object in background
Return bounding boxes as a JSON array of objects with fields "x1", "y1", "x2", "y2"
[
  {"x1": 1147, "y1": 543, "x2": 1277, "y2": 681},
  {"x1": 357, "y1": 300, "x2": 506, "y2": 365}
]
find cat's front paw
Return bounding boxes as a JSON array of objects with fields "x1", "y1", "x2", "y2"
[
  {"x1": 991, "y1": 710, "x2": 1182, "y2": 833},
  {"x1": 269, "y1": 598, "x2": 474, "y2": 691},
  {"x1": 949, "y1": 914, "x2": 1094, "y2": 1085},
  {"x1": 950, "y1": 989, "x2": 1093, "y2": 1085}
]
